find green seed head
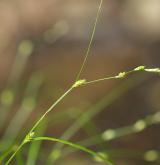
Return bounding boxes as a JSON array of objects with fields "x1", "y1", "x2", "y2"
[
  {"x1": 24, "y1": 132, "x2": 35, "y2": 143},
  {"x1": 134, "y1": 66, "x2": 146, "y2": 71},
  {"x1": 116, "y1": 72, "x2": 126, "y2": 79}
]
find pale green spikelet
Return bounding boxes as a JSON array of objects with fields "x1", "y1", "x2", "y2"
[
  {"x1": 116, "y1": 72, "x2": 126, "y2": 79},
  {"x1": 24, "y1": 132, "x2": 35, "y2": 143},
  {"x1": 72, "y1": 79, "x2": 86, "y2": 88},
  {"x1": 134, "y1": 66, "x2": 146, "y2": 71}
]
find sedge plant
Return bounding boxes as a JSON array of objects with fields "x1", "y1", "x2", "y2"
[{"x1": 4, "y1": 0, "x2": 160, "y2": 165}]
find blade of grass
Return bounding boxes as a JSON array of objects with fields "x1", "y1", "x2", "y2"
[
  {"x1": 81, "y1": 111, "x2": 160, "y2": 147},
  {"x1": 0, "y1": 40, "x2": 34, "y2": 128},
  {"x1": 61, "y1": 111, "x2": 160, "y2": 158},
  {"x1": 33, "y1": 136, "x2": 114, "y2": 165},
  {"x1": 0, "y1": 88, "x2": 16, "y2": 129}
]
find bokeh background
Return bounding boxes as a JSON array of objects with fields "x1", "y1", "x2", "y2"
[{"x1": 0, "y1": 0, "x2": 160, "y2": 164}]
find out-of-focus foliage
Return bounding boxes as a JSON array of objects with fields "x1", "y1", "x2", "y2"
[{"x1": 0, "y1": 0, "x2": 160, "y2": 165}]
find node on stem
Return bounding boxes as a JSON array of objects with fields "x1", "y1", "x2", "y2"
[
  {"x1": 24, "y1": 132, "x2": 35, "y2": 143},
  {"x1": 72, "y1": 79, "x2": 86, "y2": 88}
]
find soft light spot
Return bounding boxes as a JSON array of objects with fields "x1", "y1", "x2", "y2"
[
  {"x1": 18, "y1": 40, "x2": 34, "y2": 57},
  {"x1": 1, "y1": 89, "x2": 14, "y2": 106},
  {"x1": 102, "y1": 129, "x2": 116, "y2": 140},
  {"x1": 152, "y1": 112, "x2": 160, "y2": 123},
  {"x1": 134, "y1": 120, "x2": 146, "y2": 131},
  {"x1": 49, "y1": 149, "x2": 61, "y2": 160},
  {"x1": 22, "y1": 97, "x2": 36, "y2": 111},
  {"x1": 144, "y1": 150, "x2": 159, "y2": 162},
  {"x1": 44, "y1": 20, "x2": 69, "y2": 44}
]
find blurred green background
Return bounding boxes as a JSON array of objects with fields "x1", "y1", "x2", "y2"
[{"x1": 0, "y1": 0, "x2": 160, "y2": 164}]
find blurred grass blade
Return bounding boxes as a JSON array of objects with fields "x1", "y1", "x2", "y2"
[
  {"x1": 0, "y1": 40, "x2": 34, "y2": 128},
  {"x1": 0, "y1": 72, "x2": 44, "y2": 151},
  {"x1": 16, "y1": 151, "x2": 24, "y2": 165},
  {"x1": 57, "y1": 111, "x2": 160, "y2": 160}
]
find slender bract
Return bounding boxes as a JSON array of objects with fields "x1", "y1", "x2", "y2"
[{"x1": 33, "y1": 136, "x2": 114, "y2": 165}]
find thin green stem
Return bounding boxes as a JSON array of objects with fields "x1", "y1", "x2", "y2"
[
  {"x1": 5, "y1": 142, "x2": 25, "y2": 165},
  {"x1": 5, "y1": 86, "x2": 74, "y2": 164},
  {"x1": 85, "y1": 76, "x2": 117, "y2": 85},
  {"x1": 29, "y1": 86, "x2": 74, "y2": 134},
  {"x1": 84, "y1": 66, "x2": 160, "y2": 85},
  {"x1": 76, "y1": 0, "x2": 103, "y2": 80}
]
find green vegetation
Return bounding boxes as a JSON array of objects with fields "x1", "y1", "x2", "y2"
[{"x1": 0, "y1": 0, "x2": 160, "y2": 165}]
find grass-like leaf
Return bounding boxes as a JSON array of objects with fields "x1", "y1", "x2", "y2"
[{"x1": 33, "y1": 136, "x2": 114, "y2": 165}]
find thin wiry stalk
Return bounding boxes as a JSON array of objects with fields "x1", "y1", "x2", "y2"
[
  {"x1": 76, "y1": 0, "x2": 103, "y2": 81},
  {"x1": 5, "y1": 86, "x2": 74, "y2": 165},
  {"x1": 5, "y1": 142, "x2": 25, "y2": 165},
  {"x1": 84, "y1": 66, "x2": 160, "y2": 85}
]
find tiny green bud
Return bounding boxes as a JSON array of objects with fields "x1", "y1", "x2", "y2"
[
  {"x1": 116, "y1": 72, "x2": 126, "y2": 79},
  {"x1": 134, "y1": 66, "x2": 146, "y2": 71},
  {"x1": 72, "y1": 79, "x2": 86, "y2": 88}
]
